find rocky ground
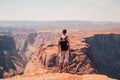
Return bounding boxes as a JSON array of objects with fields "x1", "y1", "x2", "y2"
[{"x1": 1, "y1": 55, "x2": 116, "y2": 80}]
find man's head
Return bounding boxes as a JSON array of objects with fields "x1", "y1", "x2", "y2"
[{"x1": 62, "y1": 29, "x2": 67, "y2": 35}]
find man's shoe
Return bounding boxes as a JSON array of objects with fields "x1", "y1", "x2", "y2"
[{"x1": 59, "y1": 70, "x2": 62, "y2": 73}]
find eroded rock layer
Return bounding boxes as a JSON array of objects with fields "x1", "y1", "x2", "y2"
[{"x1": 0, "y1": 35, "x2": 25, "y2": 78}]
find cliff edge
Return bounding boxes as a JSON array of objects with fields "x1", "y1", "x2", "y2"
[{"x1": 0, "y1": 35, "x2": 25, "y2": 78}]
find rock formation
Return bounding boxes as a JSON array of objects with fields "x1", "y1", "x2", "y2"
[
  {"x1": 0, "y1": 29, "x2": 118, "y2": 80},
  {"x1": 14, "y1": 32, "x2": 59, "y2": 62},
  {"x1": 83, "y1": 33, "x2": 120, "y2": 79},
  {"x1": 0, "y1": 35, "x2": 25, "y2": 78},
  {"x1": 28, "y1": 31, "x2": 96, "y2": 75},
  {"x1": 0, "y1": 31, "x2": 12, "y2": 37},
  {"x1": 24, "y1": 30, "x2": 120, "y2": 79}
]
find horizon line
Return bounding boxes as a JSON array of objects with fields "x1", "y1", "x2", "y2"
[{"x1": 0, "y1": 20, "x2": 120, "y2": 23}]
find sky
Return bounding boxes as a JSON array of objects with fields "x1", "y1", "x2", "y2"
[{"x1": 0, "y1": 0, "x2": 120, "y2": 22}]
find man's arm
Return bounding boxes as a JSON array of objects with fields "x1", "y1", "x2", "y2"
[
  {"x1": 58, "y1": 38, "x2": 61, "y2": 53},
  {"x1": 67, "y1": 36, "x2": 71, "y2": 53}
]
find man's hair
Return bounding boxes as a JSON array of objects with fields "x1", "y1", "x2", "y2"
[{"x1": 62, "y1": 29, "x2": 67, "y2": 35}]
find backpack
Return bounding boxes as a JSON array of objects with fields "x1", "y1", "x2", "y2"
[{"x1": 60, "y1": 36, "x2": 69, "y2": 51}]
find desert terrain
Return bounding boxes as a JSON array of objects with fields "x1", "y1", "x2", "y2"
[
  {"x1": 0, "y1": 21, "x2": 120, "y2": 80},
  {"x1": 1, "y1": 28, "x2": 120, "y2": 80}
]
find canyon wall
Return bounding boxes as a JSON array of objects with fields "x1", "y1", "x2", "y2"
[
  {"x1": 25, "y1": 31, "x2": 120, "y2": 79},
  {"x1": 14, "y1": 32, "x2": 59, "y2": 62},
  {"x1": 24, "y1": 32, "x2": 97, "y2": 75},
  {"x1": 84, "y1": 33, "x2": 120, "y2": 79},
  {"x1": 0, "y1": 35, "x2": 25, "y2": 78}
]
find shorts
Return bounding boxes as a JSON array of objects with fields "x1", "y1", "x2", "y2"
[{"x1": 59, "y1": 50, "x2": 69, "y2": 63}]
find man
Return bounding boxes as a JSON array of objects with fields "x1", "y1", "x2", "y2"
[{"x1": 58, "y1": 29, "x2": 70, "y2": 73}]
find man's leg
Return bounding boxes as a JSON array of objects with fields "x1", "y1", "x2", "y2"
[
  {"x1": 59, "y1": 62, "x2": 63, "y2": 73},
  {"x1": 65, "y1": 62, "x2": 69, "y2": 71},
  {"x1": 64, "y1": 51, "x2": 69, "y2": 72},
  {"x1": 59, "y1": 51, "x2": 64, "y2": 73}
]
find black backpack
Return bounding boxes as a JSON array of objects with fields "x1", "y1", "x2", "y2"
[{"x1": 60, "y1": 36, "x2": 69, "y2": 51}]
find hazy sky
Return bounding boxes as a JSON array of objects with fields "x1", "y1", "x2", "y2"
[{"x1": 0, "y1": 0, "x2": 120, "y2": 22}]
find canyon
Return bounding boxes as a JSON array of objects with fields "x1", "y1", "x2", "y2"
[
  {"x1": 0, "y1": 21, "x2": 120, "y2": 80},
  {"x1": 0, "y1": 35, "x2": 25, "y2": 78}
]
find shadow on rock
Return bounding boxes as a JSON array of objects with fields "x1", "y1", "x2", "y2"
[{"x1": 81, "y1": 33, "x2": 120, "y2": 79}]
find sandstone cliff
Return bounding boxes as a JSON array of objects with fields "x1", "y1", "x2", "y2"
[
  {"x1": 24, "y1": 29, "x2": 120, "y2": 79},
  {"x1": 0, "y1": 35, "x2": 25, "y2": 78},
  {"x1": 0, "y1": 29, "x2": 118, "y2": 80},
  {"x1": 14, "y1": 32, "x2": 59, "y2": 62},
  {"x1": 24, "y1": 31, "x2": 97, "y2": 75},
  {"x1": 84, "y1": 33, "x2": 120, "y2": 79}
]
